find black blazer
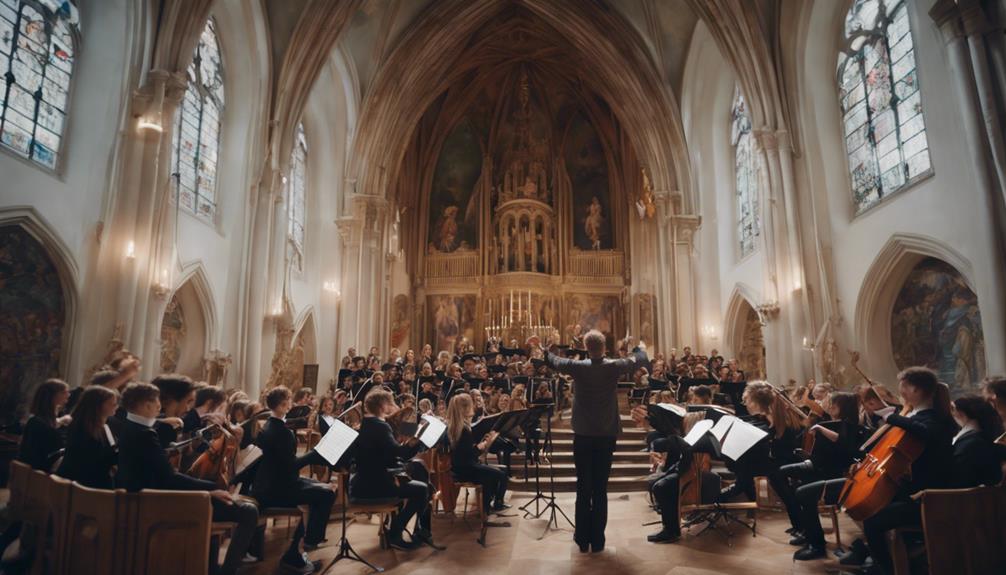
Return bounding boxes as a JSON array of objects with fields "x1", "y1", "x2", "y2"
[
  {"x1": 57, "y1": 426, "x2": 116, "y2": 489},
  {"x1": 652, "y1": 435, "x2": 694, "y2": 475},
  {"x1": 250, "y1": 417, "x2": 312, "y2": 501},
  {"x1": 450, "y1": 426, "x2": 481, "y2": 472},
  {"x1": 950, "y1": 430, "x2": 1003, "y2": 489},
  {"x1": 350, "y1": 417, "x2": 420, "y2": 499},
  {"x1": 887, "y1": 408, "x2": 955, "y2": 494},
  {"x1": 115, "y1": 418, "x2": 216, "y2": 492},
  {"x1": 17, "y1": 416, "x2": 63, "y2": 472}
]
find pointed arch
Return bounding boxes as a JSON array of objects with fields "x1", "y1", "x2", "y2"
[
  {"x1": 855, "y1": 233, "x2": 975, "y2": 379},
  {"x1": 172, "y1": 260, "x2": 218, "y2": 354},
  {"x1": 292, "y1": 306, "x2": 318, "y2": 365},
  {"x1": 723, "y1": 283, "x2": 762, "y2": 356}
]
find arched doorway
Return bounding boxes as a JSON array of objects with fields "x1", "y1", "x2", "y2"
[{"x1": 159, "y1": 279, "x2": 209, "y2": 379}]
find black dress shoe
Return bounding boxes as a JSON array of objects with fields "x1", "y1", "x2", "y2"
[
  {"x1": 717, "y1": 483, "x2": 742, "y2": 503},
  {"x1": 647, "y1": 529, "x2": 681, "y2": 543},
  {"x1": 491, "y1": 502, "x2": 511, "y2": 512},
  {"x1": 789, "y1": 534, "x2": 807, "y2": 546},
  {"x1": 577, "y1": 543, "x2": 589, "y2": 553},
  {"x1": 387, "y1": 534, "x2": 420, "y2": 551},
  {"x1": 838, "y1": 539, "x2": 869, "y2": 566},
  {"x1": 785, "y1": 526, "x2": 800, "y2": 535},
  {"x1": 793, "y1": 545, "x2": 827, "y2": 561}
]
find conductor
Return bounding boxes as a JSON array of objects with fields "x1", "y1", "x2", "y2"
[{"x1": 529, "y1": 331, "x2": 647, "y2": 553}]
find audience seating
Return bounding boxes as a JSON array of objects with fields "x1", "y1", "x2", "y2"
[
  {"x1": 46, "y1": 475, "x2": 73, "y2": 575},
  {"x1": 64, "y1": 482, "x2": 126, "y2": 575},
  {"x1": 913, "y1": 486, "x2": 1006, "y2": 575},
  {"x1": 122, "y1": 489, "x2": 212, "y2": 575}
]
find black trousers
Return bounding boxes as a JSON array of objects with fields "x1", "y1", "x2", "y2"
[
  {"x1": 796, "y1": 477, "x2": 846, "y2": 546},
  {"x1": 404, "y1": 459, "x2": 433, "y2": 532},
  {"x1": 210, "y1": 499, "x2": 259, "y2": 575},
  {"x1": 388, "y1": 479, "x2": 431, "y2": 537},
  {"x1": 775, "y1": 460, "x2": 824, "y2": 530},
  {"x1": 863, "y1": 498, "x2": 921, "y2": 574},
  {"x1": 649, "y1": 471, "x2": 681, "y2": 535},
  {"x1": 454, "y1": 462, "x2": 508, "y2": 513},
  {"x1": 572, "y1": 434, "x2": 616, "y2": 549},
  {"x1": 258, "y1": 477, "x2": 335, "y2": 549}
]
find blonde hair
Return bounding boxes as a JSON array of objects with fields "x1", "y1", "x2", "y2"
[
  {"x1": 584, "y1": 330, "x2": 606, "y2": 357},
  {"x1": 447, "y1": 393, "x2": 473, "y2": 448}
]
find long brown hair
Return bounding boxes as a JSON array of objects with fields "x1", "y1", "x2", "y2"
[
  {"x1": 829, "y1": 391, "x2": 860, "y2": 426},
  {"x1": 744, "y1": 381, "x2": 803, "y2": 438},
  {"x1": 30, "y1": 379, "x2": 69, "y2": 426},
  {"x1": 69, "y1": 386, "x2": 119, "y2": 440},
  {"x1": 953, "y1": 395, "x2": 1005, "y2": 442},
  {"x1": 447, "y1": 394, "x2": 473, "y2": 448}
]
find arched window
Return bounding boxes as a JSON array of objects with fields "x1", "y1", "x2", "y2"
[
  {"x1": 171, "y1": 18, "x2": 223, "y2": 221},
  {"x1": 0, "y1": 0, "x2": 78, "y2": 170},
  {"x1": 838, "y1": 0, "x2": 931, "y2": 214},
  {"x1": 731, "y1": 88, "x2": 760, "y2": 258},
  {"x1": 287, "y1": 123, "x2": 306, "y2": 272}
]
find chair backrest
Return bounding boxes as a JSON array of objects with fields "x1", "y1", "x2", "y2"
[
  {"x1": 65, "y1": 482, "x2": 125, "y2": 575},
  {"x1": 20, "y1": 468, "x2": 54, "y2": 575},
  {"x1": 919, "y1": 486, "x2": 1006, "y2": 575},
  {"x1": 120, "y1": 489, "x2": 212, "y2": 575},
  {"x1": 47, "y1": 475, "x2": 73, "y2": 575},
  {"x1": 8, "y1": 460, "x2": 31, "y2": 516}
]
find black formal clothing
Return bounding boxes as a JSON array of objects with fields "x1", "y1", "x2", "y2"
[
  {"x1": 251, "y1": 417, "x2": 334, "y2": 546},
  {"x1": 949, "y1": 430, "x2": 1003, "y2": 488},
  {"x1": 451, "y1": 426, "x2": 508, "y2": 512},
  {"x1": 182, "y1": 409, "x2": 203, "y2": 434},
  {"x1": 155, "y1": 418, "x2": 179, "y2": 449},
  {"x1": 796, "y1": 477, "x2": 846, "y2": 547},
  {"x1": 648, "y1": 436, "x2": 693, "y2": 534},
  {"x1": 56, "y1": 426, "x2": 116, "y2": 488},
  {"x1": 16, "y1": 416, "x2": 63, "y2": 472},
  {"x1": 572, "y1": 434, "x2": 616, "y2": 550},
  {"x1": 350, "y1": 417, "x2": 429, "y2": 537},
  {"x1": 114, "y1": 417, "x2": 258, "y2": 575}
]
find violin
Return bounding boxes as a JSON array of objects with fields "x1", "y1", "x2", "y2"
[{"x1": 838, "y1": 350, "x2": 929, "y2": 521}]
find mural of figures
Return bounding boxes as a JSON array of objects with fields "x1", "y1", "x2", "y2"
[
  {"x1": 635, "y1": 293, "x2": 656, "y2": 349},
  {"x1": 428, "y1": 119, "x2": 481, "y2": 253},
  {"x1": 391, "y1": 294, "x2": 411, "y2": 349},
  {"x1": 739, "y1": 305, "x2": 766, "y2": 379},
  {"x1": 565, "y1": 293, "x2": 621, "y2": 350},
  {"x1": 565, "y1": 112, "x2": 612, "y2": 250},
  {"x1": 160, "y1": 293, "x2": 186, "y2": 373},
  {"x1": 891, "y1": 258, "x2": 986, "y2": 394},
  {"x1": 429, "y1": 295, "x2": 476, "y2": 354},
  {"x1": 0, "y1": 226, "x2": 66, "y2": 424}
]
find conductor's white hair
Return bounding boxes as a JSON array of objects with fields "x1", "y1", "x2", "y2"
[{"x1": 584, "y1": 330, "x2": 606, "y2": 357}]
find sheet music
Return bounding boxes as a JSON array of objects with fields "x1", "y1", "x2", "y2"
[
  {"x1": 321, "y1": 414, "x2": 336, "y2": 428},
  {"x1": 683, "y1": 419, "x2": 714, "y2": 446},
  {"x1": 417, "y1": 414, "x2": 447, "y2": 448},
  {"x1": 315, "y1": 418, "x2": 359, "y2": 466},
  {"x1": 710, "y1": 415, "x2": 736, "y2": 443},
  {"x1": 719, "y1": 418, "x2": 769, "y2": 461},
  {"x1": 103, "y1": 423, "x2": 116, "y2": 447},
  {"x1": 656, "y1": 403, "x2": 687, "y2": 417},
  {"x1": 235, "y1": 445, "x2": 262, "y2": 475}
]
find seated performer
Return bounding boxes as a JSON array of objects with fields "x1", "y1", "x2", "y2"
[
  {"x1": 248, "y1": 386, "x2": 335, "y2": 572},
  {"x1": 646, "y1": 429, "x2": 693, "y2": 543},
  {"x1": 947, "y1": 395, "x2": 1003, "y2": 488},
  {"x1": 447, "y1": 393, "x2": 509, "y2": 513},
  {"x1": 57, "y1": 386, "x2": 119, "y2": 488},
  {"x1": 151, "y1": 374, "x2": 196, "y2": 448},
  {"x1": 350, "y1": 389, "x2": 433, "y2": 550},
  {"x1": 17, "y1": 379, "x2": 70, "y2": 472},
  {"x1": 115, "y1": 383, "x2": 259, "y2": 575}
]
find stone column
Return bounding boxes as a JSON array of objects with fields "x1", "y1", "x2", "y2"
[
  {"x1": 336, "y1": 195, "x2": 388, "y2": 351},
  {"x1": 653, "y1": 190, "x2": 677, "y2": 349},
  {"x1": 669, "y1": 214, "x2": 701, "y2": 349}
]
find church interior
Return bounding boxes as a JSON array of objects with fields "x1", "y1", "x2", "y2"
[{"x1": 2, "y1": 0, "x2": 1006, "y2": 573}]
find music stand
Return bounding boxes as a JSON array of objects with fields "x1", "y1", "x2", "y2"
[
  {"x1": 517, "y1": 405, "x2": 552, "y2": 517},
  {"x1": 536, "y1": 393, "x2": 574, "y2": 540}
]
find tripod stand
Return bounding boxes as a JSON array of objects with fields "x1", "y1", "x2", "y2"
[
  {"x1": 321, "y1": 482, "x2": 383, "y2": 574},
  {"x1": 519, "y1": 408, "x2": 548, "y2": 518},
  {"x1": 531, "y1": 379, "x2": 574, "y2": 539}
]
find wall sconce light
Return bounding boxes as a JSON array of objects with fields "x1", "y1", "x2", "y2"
[
  {"x1": 792, "y1": 277, "x2": 802, "y2": 292},
  {"x1": 125, "y1": 240, "x2": 136, "y2": 259},
  {"x1": 323, "y1": 281, "x2": 340, "y2": 298},
  {"x1": 137, "y1": 114, "x2": 163, "y2": 133},
  {"x1": 802, "y1": 337, "x2": 816, "y2": 352},
  {"x1": 701, "y1": 325, "x2": 718, "y2": 340},
  {"x1": 282, "y1": 175, "x2": 289, "y2": 185}
]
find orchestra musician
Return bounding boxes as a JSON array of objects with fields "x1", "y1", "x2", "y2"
[
  {"x1": 642, "y1": 414, "x2": 691, "y2": 544},
  {"x1": 350, "y1": 388, "x2": 433, "y2": 550},
  {"x1": 151, "y1": 374, "x2": 196, "y2": 448},
  {"x1": 447, "y1": 393, "x2": 509, "y2": 513},
  {"x1": 56, "y1": 386, "x2": 119, "y2": 489},
  {"x1": 114, "y1": 383, "x2": 259, "y2": 575},
  {"x1": 249, "y1": 386, "x2": 334, "y2": 572},
  {"x1": 17, "y1": 379, "x2": 71, "y2": 472}
]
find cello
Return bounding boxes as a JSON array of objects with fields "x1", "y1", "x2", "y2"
[{"x1": 838, "y1": 351, "x2": 929, "y2": 521}]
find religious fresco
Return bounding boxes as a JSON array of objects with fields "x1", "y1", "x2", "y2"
[
  {"x1": 429, "y1": 295, "x2": 477, "y2": 354},
  {"x1": 565, "y1": 112, "x2": 612, "y2": 250},
  {"x1": 160, "y1": 292, "x2": 186, "y2": 373},
  {"x1": 565, "y1": 293, "x2": 621, "y2": 349},
  {"x1": 391, "y1": 294, "x2": 411, "y2": 349},
  {"x1": 891, "y1": 258, "x2": 986, "y2": 394},
  {"x1": 635, "y1": 293, "x2": 656, "y2": 349},
  {"x1": 0, "y1": 226, "x2": 66, "y2": 424},
  {"x1": 428, "y1": 119, "x2": 482, "y2": 253}
]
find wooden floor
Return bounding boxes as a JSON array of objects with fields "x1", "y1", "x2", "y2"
[{"x1": 242, "y1": 491, "x2": 862, "y2": 575}]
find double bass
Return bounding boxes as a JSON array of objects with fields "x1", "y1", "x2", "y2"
[{"x1": 838, "y1": 351, "x2": 927, "y2": 521}]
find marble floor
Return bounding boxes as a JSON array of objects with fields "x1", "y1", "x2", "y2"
[{"x1": 244, "y1": 491, "x2": 862, "y2": 575}]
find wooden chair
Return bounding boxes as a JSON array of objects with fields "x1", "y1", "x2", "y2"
[
  {"x1": 120, "y1": 489, "x2": 213, "y2": 575},
  {"x1": 16, "y1": 467, "x2": 55, "y2": 575},
  {"x1": 257, "y1": 505, "x2": 305, "y2": 537},
  {"x1": 7, "y1": 460, "x2": 31, "y2": 517},
  {"x1": 336, "y1": 472, "x2": 400, "y2": 550},
  {"x1": 455, "y1": 481, "x2": 488, "y2": 546},
  {"x1": 63, "y1": 483, "x2": 124, "y2": 575},
  {"x1": 46, "y1": 475, "x2": 73, "y2": 575},
  {"x1": 915, "y1": 486, "x2": 1006, "y2": 575},
  {"x1": 818, "y1": 502, "x2": 842, "y2": 549}
]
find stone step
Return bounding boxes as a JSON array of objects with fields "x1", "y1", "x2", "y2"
[
  {"x1": 510, "y1": 462, "x2": 651, "y2": 478},
  {"x1": 545, "y1": 438, "x2": 647, "y2": 450},
  {"x1": 509, "y1": 475, "x2": 649, "y2": 493},
  {"x1": 512, "y1": 450, "x2": 650, "y2": 464}
]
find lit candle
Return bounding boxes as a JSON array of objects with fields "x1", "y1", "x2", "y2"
[{"x1": 510, "y1": 289, "x2": 514, "y2": 316}]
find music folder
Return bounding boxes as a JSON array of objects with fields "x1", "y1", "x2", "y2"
[
  {"x1": 416, "y1": 414, "x2": 447, "y2": 448},
  {"x1": 646, "y1": 402, "x2": 686, "y2": 435},
  {"x1": 314, "y1": 418, "x2": 359, "y2": 466},
  {"x1": 709, "y1": 415, "x2": 769, "y2": 461}
]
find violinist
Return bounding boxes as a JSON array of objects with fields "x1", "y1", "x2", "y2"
[
  {"x1": 57, "y1": 386, "x2": 119, "y2": 488},
  {"x1": 447, "y1": 393, "x2": 509, "y2": 514},
  {"x1": 17, "y1": 379, "x2": 71, "y2": 472},
  {"x1": 717, "y1": 381, "x2": 803, "y2": 503},
  {"x1": 854, "y1": 367, "x2": 955, "y2": 574},
  {"x1": 350, "y1": 389, "x2": 432, "y2": 550},
  {"x1": 115, "y1": 383, "x2": 259, "y2": 575},
  {"x1": 152, "y1": 374, "x2": 196, "y2": 448},
  {"x1": 183, "y1": 385, "x2": 228, "y2": 434},
  {"x1": 317, "y1": 395, "x2": 337, "y2": 436},
  {"x1": 418, "y1": 398, "x2": 434, "y2": 416}
]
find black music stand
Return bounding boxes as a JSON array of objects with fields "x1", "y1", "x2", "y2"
[
  {"x1": 518, "y1": 405, "x2": 552, "y2": 518},
  {"x1": 536, "y1": 394, "x2": 574, "y2": 540}
]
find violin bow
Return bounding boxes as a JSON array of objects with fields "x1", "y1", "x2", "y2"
[{"x1": 847, "y1": 349, "x2": 891, "y2": 408}]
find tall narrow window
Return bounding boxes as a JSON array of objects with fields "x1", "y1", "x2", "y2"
[
  {"x1": 287, "y1": 123, "x2": 306, "y2": 272},
  {"x1": 732, "y1": 88, "x2": 760, "y2": 258},
  {"x1": 171, "y1": 18, "x2": 223, "y2": 221},
  {"x1": 838, "y1": 0, "x2": 931, "y2": 214},
  {"x1": 0, "y1": 0, "x2": 78, "y2": 170}
]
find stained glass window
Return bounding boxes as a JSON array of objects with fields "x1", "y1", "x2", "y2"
[
  {"x1": 287, "y1": 123, "x2": 306, "y2": 272},
  {"x1": 732, "y1": 88, "x2": 761, "y2": 258},
  {"x1": 171, "y1": 18, "x2": 223, "y2": 222},
  {"x1": 0, "y1": 0, "x2": 78, "y2": 170},
  {"x1": 838, "y1": 0, "x2": 931, "y2": 214}
]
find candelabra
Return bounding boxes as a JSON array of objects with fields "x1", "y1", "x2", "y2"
[{"x1": 484, "y1": 289, "x2": 554, "y2": 344}]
